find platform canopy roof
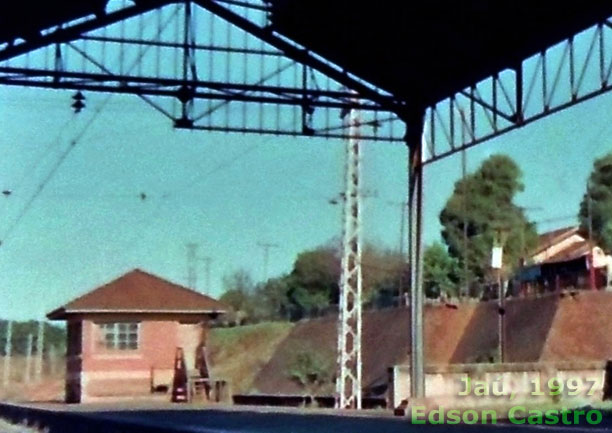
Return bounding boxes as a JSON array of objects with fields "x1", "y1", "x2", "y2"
[
  {"x1": 267, "y1": 0, "x2": 612, "y2": 108},
  {"x1": 2, "y1": 1, "x2": 612, "y2": 114}
]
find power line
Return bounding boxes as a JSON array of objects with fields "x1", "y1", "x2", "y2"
[
  {"x1": 118, "y1": 141, "x2": 266, "y2": 259},
  {"x1": 202, "y1": 256, "x2": 212, "y2": 296},
  {"x1": 186, "y1": 242, "x2": 199, "y2": 289},
  {"x1": 0, "y1": 116, "x2": 74, "y2": 217},
  {"x1": 162, "y1": 142, "x2": 261, "y2": 199},
  {"x1": 257, "y1": 241, "x2": 279, "y2": 281},
  {"x1": 0, "y1": 95, "x2": 112, "y2": 248},
  {"x1": 534, "y1": 214, "x2": 577, "y2": 225}
]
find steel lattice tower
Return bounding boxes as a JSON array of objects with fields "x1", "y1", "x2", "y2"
[{"x1": 336, "y1": 106, "x2": 363, "y2": 409}]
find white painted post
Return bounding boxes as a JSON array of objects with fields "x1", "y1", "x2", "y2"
[
  {"x1": 49, "y1": 345, "x2": 56, "y2": 377},
  {"x1": 35, "y1": 320, "x2": 44, "y2": 382},
  {"x1": 24, "y1": 334, "x2": 33, "y2": 384},
  {"x1": 2, "y1": 321, "x2": 12, "y2": 388}
]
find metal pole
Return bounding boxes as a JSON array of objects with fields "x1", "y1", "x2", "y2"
[
  {"x1": 399, "y1": 202, "x2": 407, "y2": 306},
  {"x1": 462, "y1": 147, "x2": 468, "y2": 300},
  {"x1": 202, "y1": 257, "x2": 212, "y2": 296},
  {"x1": 498, "y1": 269, "x2": 505, "y2": 363},
  {"x1": 336, "y1": 99, "x2": 363, "y2": 409},
  {"x1": 408, "y1": 110, "x2": 425, "y2": 400},
  {"x1": 187, "y1": 243, "x2": 199, "y2": 290},
  {"x1": 588, "y1": 182, "x2": 596, "y2": 290},
  {"x1": 2, "y1": 321, "x2": 12, "y2": 387},
  {"x1": 459, "y1": 109, "x2": 469, "y2": 300},
  {"x1": 258, "y1": 242, "x2": 279, "y2": 282},
  {"x1": 399, "y1": 202, "x2": 406, "y2": 259}
]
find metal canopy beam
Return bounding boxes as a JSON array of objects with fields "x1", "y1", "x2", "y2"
[
  {"x1": 0, "y1": 1, "x2": 405, "y2": 142},
  {"x1": 2, "y1": 0, "x2": 612, "y2": 409}
]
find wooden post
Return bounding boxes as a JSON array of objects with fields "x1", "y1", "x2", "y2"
[{"x1": 2, "y1": 321, "x2": 12, "y2": 387}]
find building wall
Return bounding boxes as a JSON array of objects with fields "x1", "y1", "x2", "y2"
[
  {"x1": 65, "y1": 321, "x2": 83, "y2": 403},
  {"x1": 389, "y1": 362, "x2": 607, "y2": 409},
  {"x1": 74, "y1": 316, "x2": 208, "y2": 402}
]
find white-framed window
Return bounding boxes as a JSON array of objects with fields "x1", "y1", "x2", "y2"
[{"x1": 97, "y1": 322, "x2": 139, "y2": 350}]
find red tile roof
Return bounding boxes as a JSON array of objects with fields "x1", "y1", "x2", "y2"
[
  {"x1": 533, "y1": 226, "x2": 580, "y2": 256},
  {"x1": 544, "y1": 239, "x2": 593, "y2": 263},
  {"x1": 47, "y1": 269, "x2": 227, "y2": 320}
]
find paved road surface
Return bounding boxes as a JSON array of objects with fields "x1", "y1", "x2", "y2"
[
  {"x1": 3, "y1": 404, "x2": 612, "y2": 433},
  {"x1": 71, "y1": 409, "x2": 612, "y2": 433}
]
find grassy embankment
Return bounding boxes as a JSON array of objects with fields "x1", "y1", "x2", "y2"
[{"x1": 208, "y1": 321, "x2": 293, "y2": 394}]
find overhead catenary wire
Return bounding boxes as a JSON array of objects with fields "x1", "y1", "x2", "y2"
[
  {"x1": 0, "y1": 5, "x2": 182, "y2": 246},
  {"x1": 0, "y1": 115, "x2": 74, "y2": 217},
  {"x1": 117, "y1": 139, "x2": 267, "y2": 259},
  {"x1": 0, "y1": 95, "x2": 113, "y2": 248}
]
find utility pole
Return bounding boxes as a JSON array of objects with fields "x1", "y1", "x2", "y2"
[
  {"x1": 35, "y1": 320, "x2": 44, "y2": 382},
  {"x1": 187, "y1": 243, "x2": 214, "y2": 294},
  {"x1": 186, "y1": 243, "x2": 199, "y2": 290},
  {"x1": 2, "y1": 321, "x2": 12, "y2": 387},
  {"x1": 257, "y1": 242, "x2": 279, "y2": 282},
  {"x1": 386, "y1": 200, "x2": 408, "y2": 305},
  {"x1": 408, "y1": 112, "x2": 426, "y2": 400},
  {"x1": 24, "y1": 334, "x2": 33, "y2": 384},
  {"x1": 460, "y1": 109, "x2": 469, "y2": 300},
  {"x1": 492, "y1": 227, "x2": 507, "y2": 363},
  {"x1": 202, "y1": 257, "x2": 212, "y2": 296},
  {"x1": 587, "y1": 181, "x2": 596, "y2": 290},
  {"x1": 336, "y1": 100, "x2": 363, "y2": 410}
]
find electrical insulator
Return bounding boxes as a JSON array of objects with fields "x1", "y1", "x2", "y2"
[{"x1": 71, "y1": 91, "x2": 86, "y2": 113}]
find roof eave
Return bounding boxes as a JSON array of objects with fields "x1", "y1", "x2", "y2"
[{"x1": 46, "y1": 308, "x2": 227, "y2": 320}]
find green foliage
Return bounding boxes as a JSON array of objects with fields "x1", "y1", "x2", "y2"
[
  {"x1": 440, "y1": 154, "x2": 537, "y2": 296},
  {"x1": 286, "y1": 346, "x2": 335, "y2": 395},
  {"x1": 222, "y1": 269, "x2": 254, "y2": 295},
  {"x1": 361, "y1": 245, "x2": 408, "y2": 302},
  {"x1": 0, "y1": 320, "x2": 66, "y2": 356},
  {"x1": 219, "y1": 269, "x2": 257, "y2": 323},
  {"x1": 219, "y1": 242, "x2": 408, "y2": 323},
  {"x1": 250, "y1": 277, "x2": 292, "y2": 321},
  {"x1": 579, "y1": 153, "x2": 612, "y2": 252},
  {"x1": 285, "y1": 246, "x2": 339, "y2": 320},
  {"x1": 423, "y1": 242, "x2": 459, "y2": 298}
]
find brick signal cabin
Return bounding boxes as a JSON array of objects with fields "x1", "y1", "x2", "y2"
[{"x1": 47, "y1": 269, "x2": 227, "y2": 403}]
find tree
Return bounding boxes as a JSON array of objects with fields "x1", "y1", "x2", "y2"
[
  {"x1": 0, "y1": 320, "x2": 66, "y2": 356},
  {"x1": 219, "y1": 269, "x2": 255, "y2": 323},
  {"x1": 285, "y1": 246, "x2": 340, "y2": 320},
  {"x1": 286, "y1": 344, "x2": 335, "y2": 403},
  {"x1": 439, "y1": 154, "x2": 537, "y2": 296},
  {"x1": 579, "y1": 153, "x2": 612, "y2": 252},
  {"x1": 284, "y1": 243, "x2": 408, "y2": 318},
  {"x1": 423, "y1": 243, "x2": 459, "y2": 298},
  {"x1": 251, "y1": 277, "x2": 292, "y2": 321}
]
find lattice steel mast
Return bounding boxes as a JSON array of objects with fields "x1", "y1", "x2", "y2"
[{"x1": 336, "y1": 105, "x2": 363, "y2": 409}]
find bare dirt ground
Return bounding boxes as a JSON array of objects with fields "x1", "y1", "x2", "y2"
[{"x1": 0, "y1": 378, "x2": 63, "y2": 404}]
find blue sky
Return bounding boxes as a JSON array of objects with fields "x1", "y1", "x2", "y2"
[
  {"x1": 1, "y1": 84, "x2": 610, "y2": 321},
  {"x1": 1, "y1": 5, "x2": 611, "y2": 320}
]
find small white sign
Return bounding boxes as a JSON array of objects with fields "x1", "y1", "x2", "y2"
[{"x1": 491, "y1": 246, "x2": 503, "y2": 269}]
